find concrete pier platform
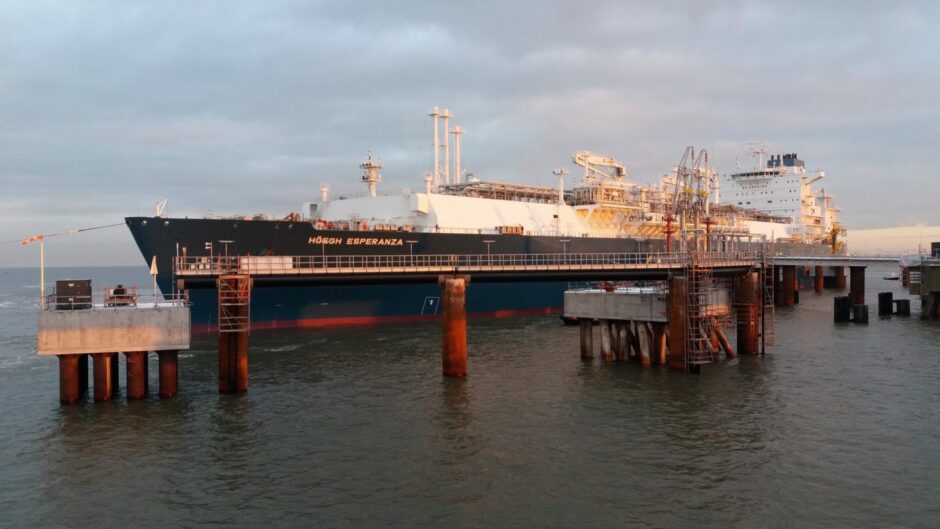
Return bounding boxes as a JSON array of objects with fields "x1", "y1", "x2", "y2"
[
  {"x1": 39, "y1": 287, "x2": 190, "y2": 403},
  {"x1": 38, "y1": 303, "x2": 190, "y2": 356}
]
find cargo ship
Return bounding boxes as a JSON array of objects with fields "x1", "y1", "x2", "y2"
[{"x1": 126, "y1": 108, "x2": 844, "y2": 332}]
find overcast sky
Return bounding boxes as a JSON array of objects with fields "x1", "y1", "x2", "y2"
[{"x1": 2, "y1": 1, "x2": 938, "y2": 267}]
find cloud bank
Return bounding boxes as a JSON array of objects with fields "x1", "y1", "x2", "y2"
[{"x1": 2, "y1": 1, "x2": 938, "y2": 266}]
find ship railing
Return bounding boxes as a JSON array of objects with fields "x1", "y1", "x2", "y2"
[
  {"x1": 174, "y1": 251, "x2": 761, "y2": 276},
  {"x1": 42, "y1": 287, "x2": 189, "y2": 312}
]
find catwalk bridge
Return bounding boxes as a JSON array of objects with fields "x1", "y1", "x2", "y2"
[{"x1": 173, "y1": 251, "x2": 762, "y2": 287}]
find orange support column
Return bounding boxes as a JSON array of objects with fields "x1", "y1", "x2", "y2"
[
  {"x1": 218, "y1": 332, "x2": 232, "y2": 393},
  {"x1": 668, "y1": 276, "x2": 687, "y2": 371},
  {"x1": 735, "y1": 271, "x2": 760, "y2": 355},
  {"x1": 653, "y1": 323, "x2": 667, "y2": 365},
  {"x1": 58, "y1": 355, "x2": 80, "y2": 404},
  {"x1": 849, "y1": 266, "x2": 866, "y2": 305},
  {"x1": 814, "y1": 266, "x2": 825, "y2": 293},
  {"x1": 440, "y1": 275, "x2": 469, "y2": 377},
  {"x1": 92, "y1": 353, "x2": 113, "y2": 401},
  {"x1": 217, "y1": 275, "x2": 250, "y2": 394},
  {"x1": 125, "y1": 351, "x2": 147, "y2": 400},
  {"x1": 158, "y1": 350, "x2": 178, "y2": 398},
  {"x1": 236, "y1": 332, "x2": 249, "y2": 392},
  {"x1": 833, "y1": 266, "x2": 846, "y2": 290}
]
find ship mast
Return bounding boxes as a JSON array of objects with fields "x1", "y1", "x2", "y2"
[{"x1": 360, "y1": 152, "x2": 383, "y2": 197}]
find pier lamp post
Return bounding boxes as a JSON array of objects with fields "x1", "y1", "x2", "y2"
[
  {"x1": 205, "y1": 241, "x2": 214, "y2": 270},
  {"x1": 19, "y1": 234, "x2": 45, "y2": 309},
  {"x1": 218, "y1": 240, "x2": 233, "y2": 272},
  {"x1": 406, "y1": 240, "x2": 419, "y2": 266},
  {"x1": 483, "y1": 240, "x2": 494, "y2": 266}
]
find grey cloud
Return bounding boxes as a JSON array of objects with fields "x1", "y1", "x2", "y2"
[{"x1": 1, "y1": 0, "x2": 939, "y2": 266}]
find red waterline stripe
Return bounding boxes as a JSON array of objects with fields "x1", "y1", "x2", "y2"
[{"x1": 190, "y1": 306, "x2": 563, "y2": 335}]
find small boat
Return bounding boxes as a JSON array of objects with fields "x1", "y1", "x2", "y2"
[{"x1": 883, "y1": 273, "x2": 900, "y2": 280}]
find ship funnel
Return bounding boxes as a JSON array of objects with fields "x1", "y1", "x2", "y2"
[
  {"x1": 451, "y1": 125, "x2": 464, "y2": 184},
  {"x1": 429, "y1": 107, "x2": 441, "y2": 187}
]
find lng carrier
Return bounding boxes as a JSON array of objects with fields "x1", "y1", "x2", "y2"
[{"x1": 126, "y1": 108, "x2": 845, "y2": 331}]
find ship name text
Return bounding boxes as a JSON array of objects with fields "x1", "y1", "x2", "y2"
[{"x1": 309, "y1": 236, "x2": 404, "y2": 247}]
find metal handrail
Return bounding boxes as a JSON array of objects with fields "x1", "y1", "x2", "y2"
[
  {"x1": 42, "y1": 291, "x2": 189, "y2": 311},
  {"x1": 174, "y1": 251, "x2": 761, "y2": 276}
]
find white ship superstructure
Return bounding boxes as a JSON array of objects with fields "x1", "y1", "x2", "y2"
[
  {"x1": 721, "y1": 150, "x2": 842, "y2": 247},
  {"x1": 304, "y1": 108, "x2": 843, "y2": 252}
]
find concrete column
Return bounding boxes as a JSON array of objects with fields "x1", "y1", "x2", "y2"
[
  {"x1": 615, "y1": 322, "x2": 628, "y2": 361},
  {"x1": 579, "y1": 320, "x2": 593, "y2": 360},
  {"x1": 440, "y1": 276, "x2": 468, "y2": 377},
  {"x1": 735, "y1": 271, "x2": 759, "y2": 356},
  {"x1": 622, "y1": 322, "x2": 634, "y2": 360},
  {"x1": 599, "y1": 320, "x2": 613, "y2": 364},
  {"x1": 834, "y1": 296, "x2": 852, "y2": 323},
  {"x1": 778, "y1": 266, "x2": 796, "y2": 306},
  {"x1": 833, "y1": 266, "x2": 846, "y2": 290},
  {"x1": 78, "y1": 354, "x2": 88, "y2": 397},
  {"x1": 59, "y1": 355, "x2": 80, "y2": 404},
  {"x1": 668, "y1": 276, "x2": 687, "y2": 371},
  {"x1": 92, "y1": 353, "x2": 113, "y2": 401},
  {"x1": 849, "y1": 266, "x2": 866, "y2": 305},
  {"x1": 125, "y1": 351, "x2": 147, "y2": 400},
  {"x1": 637, "y1": 322, "x2": 651, "y2": 368},
  {"x1": 878, "y1": 292, "x2": 893, "y2": 316},
  {"x1": 158, "y1": 350, "x2": 178, "y2": 398},
  {"x1": 814, "y1": 266, "x2": 825, "y2": 293}
]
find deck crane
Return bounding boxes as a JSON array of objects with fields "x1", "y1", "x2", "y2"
[{"x1": 572, "y1": 151, "x2": 628, "y2": 184}]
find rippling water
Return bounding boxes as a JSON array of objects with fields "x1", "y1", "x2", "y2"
[{"x1": 0, "y1": 264, "x2": 937, "y2": 528}]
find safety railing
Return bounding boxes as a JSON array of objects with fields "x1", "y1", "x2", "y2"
[
  {"x1": 174, "y1": 251, "x2": 761, "y2": 277},
  {"x1": 43, "y1": 287, "x2": 189, "y2": 311}
]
